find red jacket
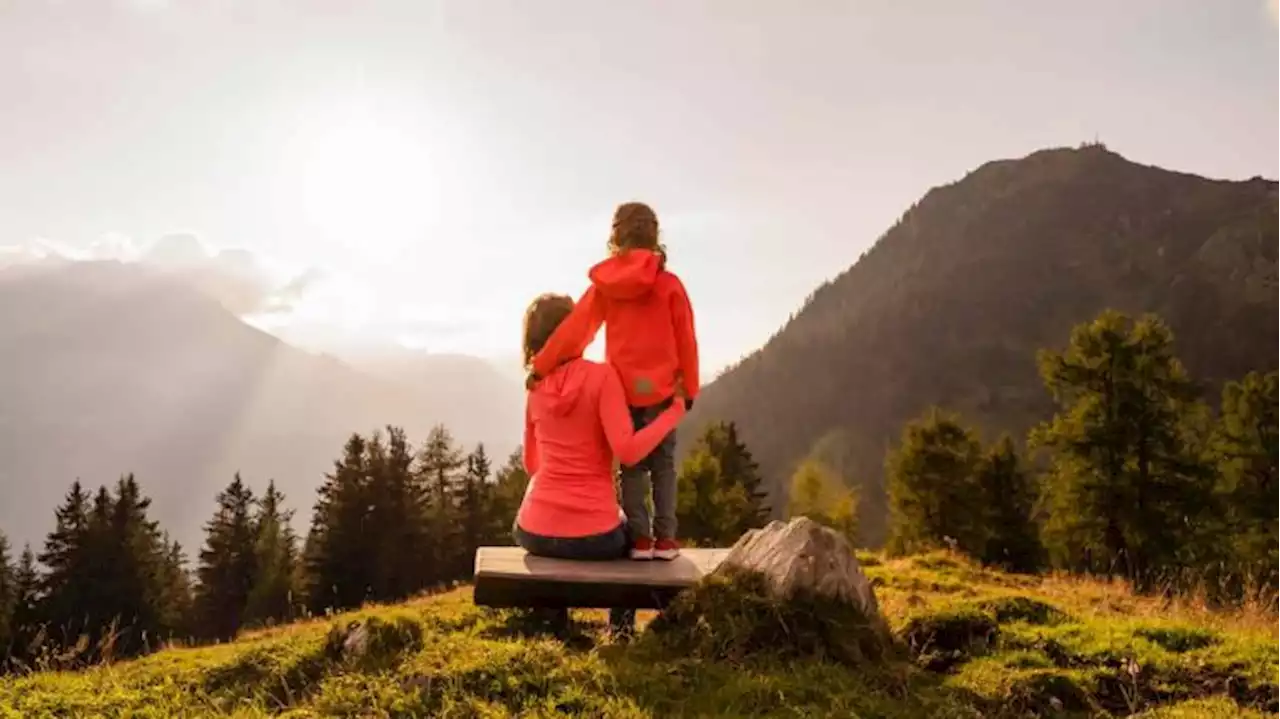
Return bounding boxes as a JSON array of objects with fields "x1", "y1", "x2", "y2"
[
  {"x1": 531, "y1": 249, "x2": 700, "y2": 407},
  {"x1": 518, "y1": 358, "x2": 685, "y2": 537}
]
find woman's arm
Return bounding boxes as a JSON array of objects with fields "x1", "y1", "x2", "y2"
[
  {"x1": 531, "y1": 287, "x2": 605, "y2": 380},
  {"x1": 597, "y1": 365, "x2": 686, "y2": 466},
  {"x1": 522, "y1": 400, "x2": 540, "y2": 476}
]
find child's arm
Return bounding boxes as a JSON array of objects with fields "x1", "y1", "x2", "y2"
[
  {"x1": 598, "y1": 366, "x2": 686, "y2": 467},
  {"x1": 530, "y1": 287, "x2": 606, "y2": 380},
  {"x1": 522, "y1": 400, "x2": 540, "y2": 476},
  {"x1": 669, "y1": 277, "x2": 700, "y2": 403}
]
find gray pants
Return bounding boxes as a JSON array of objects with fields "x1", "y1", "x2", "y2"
[{"x1": 620, "y1": 401, "x2": 678, "y2": 541}]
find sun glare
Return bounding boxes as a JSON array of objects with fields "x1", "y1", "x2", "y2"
[{"x1": 280, "y1": 106, "x2": 442, "y2": 245}]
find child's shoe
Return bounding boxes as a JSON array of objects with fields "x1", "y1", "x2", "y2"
[
  {"x1": 653, "y1": 538, "x2": 681, "y2": 561},
  {"x1": 630, "y1": 536, "x2": 655, "y2": 560}
]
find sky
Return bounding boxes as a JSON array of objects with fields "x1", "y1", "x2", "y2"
[{"x1": 1, "y1": 0, "x2": 1276, "y2": 377}]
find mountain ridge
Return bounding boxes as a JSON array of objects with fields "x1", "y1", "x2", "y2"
[{"x1": 683, "y1": 144, "x2": 1278, "y2": 545}]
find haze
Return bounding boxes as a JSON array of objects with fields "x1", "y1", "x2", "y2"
[{"x1": 2, "y1": 0, "x2": 1276, "y2": 375}]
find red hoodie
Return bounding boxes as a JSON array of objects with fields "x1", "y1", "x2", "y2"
[
  {"x1": 531, "y1": 249, "x2": 699, "y2": 407},
  {"x1": 517, "y1": 358, "x2": 685, "y2": 538}
]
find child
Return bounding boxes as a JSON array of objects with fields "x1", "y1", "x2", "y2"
[{"x1": 527, "y1": 201, "x2": 699, "y2": 560}]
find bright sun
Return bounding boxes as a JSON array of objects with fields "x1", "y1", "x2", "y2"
[{"x1": 280, "y1": 106, "x2": 442, "y2": 244}]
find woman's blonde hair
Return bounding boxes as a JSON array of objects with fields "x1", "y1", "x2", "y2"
[
  {"x1": 607, "y1": 201, "x2": 666, "y2": 261},
  {"x1": 522, "y1": 293, "x2": 575, "y2": 370}
]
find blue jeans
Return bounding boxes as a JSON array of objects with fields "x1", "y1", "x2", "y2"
[
  {"x1": 620, "y1": 400, "x2": 678, "y2": 540},
  {"x1": 513, "y1": 523, "x2": 636, "y2": 632}
]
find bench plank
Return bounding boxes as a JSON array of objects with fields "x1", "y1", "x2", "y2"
[{"x1": 473, "y1": 547, "x2": 730, "y2": 609}]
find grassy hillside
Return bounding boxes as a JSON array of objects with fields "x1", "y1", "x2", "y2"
[
  {"x1": 683, "y1": 145, "x2": 1278, "y2": 546},
  {"x1": 2, "y1": 553, "x2": 1273, "y2": 718}
]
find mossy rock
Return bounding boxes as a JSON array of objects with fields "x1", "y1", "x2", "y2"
[{"x1": 647, "y1": 566, "x2": 893, "y2": 666}]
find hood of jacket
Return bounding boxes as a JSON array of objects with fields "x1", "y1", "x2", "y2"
[
  {"x1": 587, "y1": 249, "x2": 663, "y2": 301},
  {"x1": 528, "y1": 358, "x2": 589, "y2": 419}
]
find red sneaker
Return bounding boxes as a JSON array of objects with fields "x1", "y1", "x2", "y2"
[
  {"x1": 653, "y1": 538, "x2": 681, "y2": 561},
  {"x1": 630, "y1": 536, "x2": 655, "y2": 560}
]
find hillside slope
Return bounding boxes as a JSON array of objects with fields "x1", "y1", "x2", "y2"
[
  {"x1": 0, "y1": 261, "x2": 521, "y2": 550},
  {"x1": 1, "y1": 552, "x2": 1273, "y2": 717},
  {"x1": 683, "y1": 146, "x2": 1278, "y2": 544}
]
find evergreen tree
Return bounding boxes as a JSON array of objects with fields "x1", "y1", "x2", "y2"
[
  {"x1": 38, "y1": 481, "x2": 92, "y2": 643},
  {"x1": 787, "y1": 459, "x2": 859, "y2": 546},
  {"x1": 365, "y1": 427, "x2": 429, "y2": 600},
  {"x1": 1212, "y1": 370, "x2": 1278, "y2": 593},
  {"x1": 8, "y1": 545, "x2": 39, "y2": 667},
  {"x1": 195, "y1": 475, "x2": 258, "y2": 640},
  {"x1": 102, "y1": 475, "x2": 172, "y2": 656},
  {"x1": 307, "y1": 434, "x2": 376, "y2": 612},
  {"x1": 416, "y1": 425, "x2": 465, "y2": 586},
  {"x1": 1031, "y1": 311, "x2": 1215, "y2": 588},
  {"x1": 0, "y1": 531, "x2": 13, "y2": 658},
  {"x1": 885, "y1": 409, "x2": 987, "y2": 557},
  {"x1": 676, "y1": 449, "x2": 750, "y2": 546},
  {"x1": 974, "y1": 436, "x2": 1043, "y2": 573},
  {"x1": 244, "y1": 481, "x2": 302, "y2": 627},
  {"x1": 455, "y1": 444, "x2": 494, "y2": 577},
  {"x1": 155, "y1": 537, "x2": 193, "y2": 642},
  {"x1": 691, "y1": 422, "x2": 770, "y2": 536},
  {"x1": 489, "y1": 448, "x2": 529, "y2": 543}
]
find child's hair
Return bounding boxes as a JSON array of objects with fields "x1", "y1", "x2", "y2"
[
  {"x1": 522, "y1": 293, "x2": 575, "y2": 370},
  {"x1": 608, "y1": 201, "x2": 667, "y2": 262}
]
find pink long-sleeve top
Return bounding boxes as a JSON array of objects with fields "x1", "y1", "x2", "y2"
[{"x1": 516, "y1": 357, "x2": 685, "y2": 538}]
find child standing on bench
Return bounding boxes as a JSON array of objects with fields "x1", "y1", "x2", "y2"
[{"x1": 528, "y1": 201, "x2": 700, "y2": 561}]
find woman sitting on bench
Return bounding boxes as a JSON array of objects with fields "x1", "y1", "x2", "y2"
[{"x1": 515, "y1": 293, "x2": 688, "y2": 635}]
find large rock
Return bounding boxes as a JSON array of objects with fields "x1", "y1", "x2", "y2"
[{"x1": 718, "y1": 516, "x2": 888, "y2": 633}]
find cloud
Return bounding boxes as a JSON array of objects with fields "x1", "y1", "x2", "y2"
[{"x1": 0, "y1": 232, "x2": 317, "y2": 316}]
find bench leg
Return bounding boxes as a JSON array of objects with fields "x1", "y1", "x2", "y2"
[{"x1": 608, "y1": 608, "x2": 636, "y2": 641}]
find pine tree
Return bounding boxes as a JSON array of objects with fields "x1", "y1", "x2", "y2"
[
  {"x1": 416, "y1": 425, "x2": 465, "y2": 586},
  {"x1": 365, "y1": 427, "x2": 429, "y2": 601},
  {"x1": 38, "y1": 481, "x2": 92, "y2": 644},
  {"x1": 786, "y1": 459, "x2": 859, "y2": 547},
  {"x1": 455, "y1": 444, "x2": 494, "y2": 578},
  {"x1": 195, "y1": 475, "x2": 258, "y2": 640},
  {"x1": 489, "y1": 448, "x2": 529, "y2": 544},
  {"x1": 8, "y1": 545, "x2": 39, "y2": 667},
  {"x1": 155, "y1": 536, "x2": 193, "y2": 642},
  {"x1": 0, "y1": 531, "x2": 14, "y2": 658},
  {"x1": 885, "y1": 408, "x2": 987, "y2": 557},
  {"x1": 244, "y1": 481, "x2": 302, "y2": 627},
  {"x1": 102, "y1": 475, "x2": 172, "y2": 657},
  {"x1": 690, "y1": 422, "x2": 770, "y2": 537},
  {"x1": 1212, "y1": 370, "x2": 1278, "y2": 594},
  {"x1": 1031, "y1": 311, "x2": 1215, "y2": 588},
  {"x1": 975, "y1": 436, "x2": 1043, "y2": 573},
  {"x1": 307, "y1": 434, "x2": 376, "y2": 613}
]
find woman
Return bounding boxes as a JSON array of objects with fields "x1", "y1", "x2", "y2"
[{"x1": 515, "y1": 292, "x2": 687, "y2": 635}]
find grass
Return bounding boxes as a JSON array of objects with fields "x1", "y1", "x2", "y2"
[{"x1": 1, "y1": 551, "x2": 1274, "y2": 718}]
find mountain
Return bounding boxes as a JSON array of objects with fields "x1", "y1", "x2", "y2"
[
  {"x1": 0, "y1": 261, "x2": 522, "y2": 550},
  {"x1": 683, "y1": 145, "x2": 1278, "y2": 546}
]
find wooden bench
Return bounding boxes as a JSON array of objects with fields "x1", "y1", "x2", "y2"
[{"x1": 473, "y1": 547, "x2": 730, "y2": 609}]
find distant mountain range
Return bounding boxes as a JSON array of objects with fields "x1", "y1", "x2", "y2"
[
  {"x1": 684, "y1": 145, "x2": 1278, "y2": 546},
  {"x1": 0, "y1": 260, "x2": 522, "y2": 550}
]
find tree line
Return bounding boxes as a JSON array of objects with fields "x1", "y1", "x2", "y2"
[
  {"x1": 882, "y1": 309, "x2": 1277, "y2": 602},
  {"x1": 0, "y1": 420, "x2": 775, "y2": 669}
]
